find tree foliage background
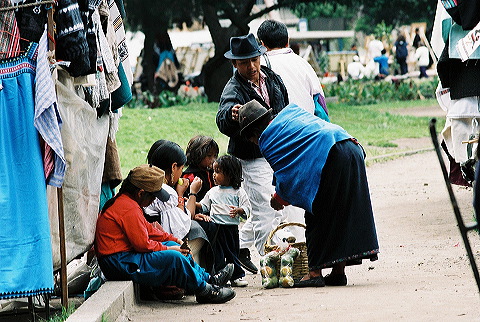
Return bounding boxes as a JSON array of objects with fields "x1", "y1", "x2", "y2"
[{"x1": 124, "y1": 0, "x2": 437, "y2": 101}]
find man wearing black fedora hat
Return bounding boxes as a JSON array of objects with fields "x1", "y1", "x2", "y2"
[{"x1": 217, "y1": 33, "x2": 289, "y2": 274}]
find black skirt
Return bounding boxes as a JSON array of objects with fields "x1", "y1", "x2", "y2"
[{"x1": 305, "y1": 139, "x2": 379, "y2": 270}]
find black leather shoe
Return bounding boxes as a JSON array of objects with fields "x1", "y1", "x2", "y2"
[
  {"x1": 238, "y1": 248, "x2": 258, "y2": 274},
  {"x1": 324, "y1": 273, "x2": 347, "y2": 286},
  {"x1": 210, "y1": 263, "x2": 234, "y2": 286},
  {"x1": 196, "y1": 284, "x2": 236, "y2": 304},
  {"x1": 294, "y1": 276, "x2": 325, "y2": 288}
]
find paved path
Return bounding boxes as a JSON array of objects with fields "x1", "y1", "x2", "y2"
[{"x1": 125, "y1": 147, "x2": 480, "y2": 321}]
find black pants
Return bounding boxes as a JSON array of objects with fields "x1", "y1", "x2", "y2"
[{"x1": 213, "y1": 224, "x2": 245, "y2": 280}]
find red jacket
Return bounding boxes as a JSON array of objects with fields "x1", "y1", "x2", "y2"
[{"x1": 95, "y1": 194, "x2": 177, "y2": 257}]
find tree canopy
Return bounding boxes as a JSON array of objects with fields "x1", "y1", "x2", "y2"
[{"x1": 124, "y1": 0, "x2": 437, "y2": 101}]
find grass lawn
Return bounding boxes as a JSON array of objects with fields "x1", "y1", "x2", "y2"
[{"x1": 116, "y1": 98, "x2": 444, "y2": 176}]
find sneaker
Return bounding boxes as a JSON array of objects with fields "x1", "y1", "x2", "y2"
[
  {"x1": 209, "y1": 263, "x2": 234, "y2": 286},
  {"x1": 196, "y1": 284, "x2": 236, "y2": 304},
  {"x1": 238, "y1": 248, "x2": 258, "y2": 274},
  {"x1": 231, "y1": 277, "x2": 248, "y2": 287}
]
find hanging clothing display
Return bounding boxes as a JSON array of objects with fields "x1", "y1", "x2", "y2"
[
  {"x1": 35, "y1": 29, "x2": 66, "y2": 187},
  {"x1": 0, "y1": 42, "x2": 54, "y2": 299}
]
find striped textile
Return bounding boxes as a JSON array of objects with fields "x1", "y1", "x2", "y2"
[
  {"x1": 108, "y1": 0, "x2": 132, "y2": 85},
  {"x1": 441, "y1": 0, "x2": 457, "y2": 9},
  {"x1": 35, "y1": 28, "x2": 66, "y2": 187},
  {"x1": 0, "y1": 0, "x2": 21, "y2": 59}
]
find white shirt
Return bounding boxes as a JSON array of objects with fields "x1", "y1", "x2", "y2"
[
  {"x1": 144, "y1": 184, "x2": 191, "y2": 239},
  {"x1": 415, "y1": 46, "x2": 430, "y2": 67},
  {"x1": 368, "y1": 39, "x2": 384, "y2": 60},
  {"x1": 261, "y1": 48, "x2": 324, "y2": 114},
  {"x1": 200, "y1": 186, "x2": 251, "y2": 225},
  {"x1": 347, "y1": 61, "x2": 365, "y2": 79}
]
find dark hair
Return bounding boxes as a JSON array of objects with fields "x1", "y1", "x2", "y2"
[
  {"x1": 381, "y1": 49, "x2": 387, "y2": 55},
  {"x1": 396, "y1": 33, "x2": 406, "y2": 42},
  {"x1": 241, "y1": 113, "x2": 272, "y2": 142},
  {"x1": 257, "y1": 20, "x2": 288, "y2": 49},
  {"x1": 185, "y1": 135, "x2": 219, "y2": 167},
  {"x1": 147, "y1": 140, "x2": 186, "y2": 176},
  {"x1": 101, "y1": 176, "x2": 140, "y2": 213},
  {"x1": 216, "y1": 155, "x2": 243, "y2": 189}
]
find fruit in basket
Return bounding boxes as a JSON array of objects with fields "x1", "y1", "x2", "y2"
[
  {"x1": 280, "y1": 265, "x2": 292, "y2": 277},
  {"x1": 279, "y1": 275, "x2": 295, "y2": 287}
]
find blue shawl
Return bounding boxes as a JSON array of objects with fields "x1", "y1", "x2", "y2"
[{"x1": 259, "y1": 104, "x2": 352, "y2": 212}]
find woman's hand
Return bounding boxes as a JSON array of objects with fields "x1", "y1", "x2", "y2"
[
  {"x1": 270, "y1": 195, "x2": 285, "y2": 211},
  {"x1": 194, "y1": 213, "x2": 212, "y2": 222},
  {"x1": 189, "y1": 177, "x2": 203, "y2": 194},
  {"x1": 167, "y1": 245, "x2": 190, "y2": 256},
  {"x1": 176, "y1": 177, "x2": 190, "y2": 195}
]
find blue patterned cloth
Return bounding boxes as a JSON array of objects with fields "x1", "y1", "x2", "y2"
[{"x1": 0, "y1": 43, "x2": 54, "y2": 299}]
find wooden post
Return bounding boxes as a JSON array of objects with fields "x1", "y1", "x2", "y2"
[
  {"x1": 57, "y1": 187, "x2": 68, "y2": 308},
  {"x1": 46, "y1": 5, "x2": 68, "y2": 309}
]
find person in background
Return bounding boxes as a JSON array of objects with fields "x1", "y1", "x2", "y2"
[
  {"x1": 412, "y1": 27, "x2": 421, "y2": 49},
  {"x1": 94, "y1": 164, "x2": 236, "y2": 304},
  {"x1": 198, "y1": 155, "x2": 252, "y2": 287},
  {"x1": 364, "y1": 35, "x2": 384, "y2": 78},
  {"x1": 373, "y1": 49, "x2": 389, "y2": 79},
  {"x1": 238, "y1": 100, "x2": 379, "y2": 287},
  {"x1": 144, "y1": 140, "x2": 212, "y2": 272},
  {"x1": 217, "y1": 33, "x2": 289, "y2": 274},
  {"x1": 415, "y1": 41, "x2": 429, "y2": 78},
  {"x1": 347, "y1": 55, "x2": 365, "y2": 80},
  {"x1": 257, "y1": 19, "x2": 329, "y2": 120},
  {"x1": 394, "y1": 33, "x2": 409, "y2": 75}
]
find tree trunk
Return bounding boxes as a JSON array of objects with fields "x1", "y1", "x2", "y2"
[
  {"x1": 142, "y1": 29, "x2": 156, "y2": 93},
  {"x1": 200, "y1": 1, "x2": 252, "y2": 102}
]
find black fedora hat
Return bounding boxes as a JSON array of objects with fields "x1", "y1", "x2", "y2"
[
  {"x1": 224, "y1": 33, "x2": 267, "y2": 60},
  {"x1": 239, "y1": 100, "x2": 272, "y2": 137}
]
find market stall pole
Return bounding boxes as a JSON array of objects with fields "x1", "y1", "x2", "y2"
[{"x1": 429, "y1": 118, "x2": 480, "y2": 296}]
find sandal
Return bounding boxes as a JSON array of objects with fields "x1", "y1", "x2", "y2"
[
  {"x1": 294, "y1": 275, "x2": 325, "y2": 287},
  {"x1": 324, "y1": 273, "x2": 347, "y2": 286}
]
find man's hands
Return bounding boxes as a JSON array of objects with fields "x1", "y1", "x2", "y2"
[{"x1": 231, "y1": 104, "x2": 242, "y2": 121}]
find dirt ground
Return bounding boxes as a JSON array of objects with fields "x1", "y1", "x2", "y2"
[{"x1": 126, "y1": 106, "x2": 480, "y2": 321}]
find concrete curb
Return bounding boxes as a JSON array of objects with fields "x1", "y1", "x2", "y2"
[{"x1": 66, "y1": 281, "x2": 134, "y2": 322}]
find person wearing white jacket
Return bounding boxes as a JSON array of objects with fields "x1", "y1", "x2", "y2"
[{"x1": 414, "y1": 41, "x2": 430, "y2": 78}]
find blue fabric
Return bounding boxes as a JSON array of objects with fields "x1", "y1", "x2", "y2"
[
  {"x1": 313, "y1": 93, "x2": 330, "y2": 122},
  {"x1": 0, "y1": 45, "x2": 54, "y2": 299},
  {"x1": 98, "y1": 242, "x2": 210, "y2": 294},
  {"x1": 373, "y1": 55, "x2": 389, "y2": 75},
  {"x1": 259, "y1": 104, "x2": 351, "y2": 212}
]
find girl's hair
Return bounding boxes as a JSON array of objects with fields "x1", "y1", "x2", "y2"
[
  {"x1": 216, "y1": 155, "x2": 242, "y2": 189},
  {"x1": 147, "y1": 140, "x2": 187, "y2": 174},
  {"x1": 101, "y1": 175, "x2": 140, "y2": 213},
  {"x1": 185, "y1": 135, "x2": 219, "y2": 167}
]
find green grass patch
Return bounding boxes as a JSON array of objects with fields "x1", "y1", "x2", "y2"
[{"x1": 117, "y1": 98, "x2": 444, "y2": 176}]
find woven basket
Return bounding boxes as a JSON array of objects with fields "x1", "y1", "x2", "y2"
[{"x1": 264, "y1": 222, "x2": 309, "y2": 281}]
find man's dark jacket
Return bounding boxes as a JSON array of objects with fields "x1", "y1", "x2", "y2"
[{"x1": 217, "y1": 65, "x2": 288, "y2": 160}]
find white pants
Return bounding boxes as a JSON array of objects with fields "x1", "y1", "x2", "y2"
[
  {"x1": 441, "y1": 97, "x2": 480, "y2": 163},
  {"x1": 238, "y1": 158, "x2": 284, "y2": 255}
]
